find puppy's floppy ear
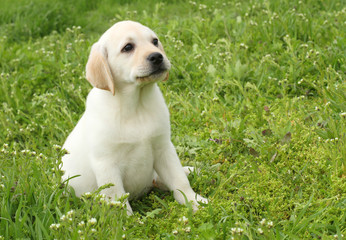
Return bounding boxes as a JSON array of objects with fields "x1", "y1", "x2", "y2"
[
  {"x1": 163, "y1": 72, "x2": 169, "y2": 81},
  {"x1": 86, "y1": 42, "x2": 115, "y2": 95}
]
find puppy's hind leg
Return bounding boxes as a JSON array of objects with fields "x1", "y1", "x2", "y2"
[
  {"x1": 183, "y1": 166, "x2": 195, "y2": 175},
  {"x1": 152, "y1": 166, "x2": 195, "y2": 190}
]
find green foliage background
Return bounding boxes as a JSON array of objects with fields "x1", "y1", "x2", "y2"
[{"x1": 0, "y1": 0, "x2": 345, "y2": 239}]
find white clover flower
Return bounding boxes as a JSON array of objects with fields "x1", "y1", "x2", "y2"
[
  {"x1": 83, "y1": 192, "x2": 92, "y2": 198},
  {"x1": 97, "y1": 193, "x2": 106, "y2": 199},
  {"x1": 239, "y1": 43, "x2": 248, "y2": 49},
  {"x1": 172, "y1": 230, "x2": 178, "y2": 235},
  {"x1": 231, "y1": 227, "x2": 243, "y2": 235},
  {"x1": 258, "y1": 228, "x2": 264, "y2": 234},
  {"x1": 78, "y1": 221, "x2": 85, "y2": 227},
  {"x1": 138, "y1": 219, "x2": 145, "y2": 225},
  {"x1": 66, "y1": 210, "x2": 74, "y2": 217},
  {"x1": 49, "y1": 223, "x2": 61, "y2": 230},
  {"x1": 91, "y1": 228, "x2": 97, "y2": 233},
  {"x1": 109, "y1": 200, "x2": 122, "y2": 207},
  {"x1": 267, "y1": 221, "x2": 274, "y2": 228},
  {"x1": 184, "y1": 227, "x2": 191, "y2": 233},
  {"x1": 88, "y1": 218, "x2": 97, "y2": 225},
  {"x1": 53, "y1": 144, "x2": 61, "y2": 150},
  {"x1": 260, "y1": 218, "x2": 266, "y2": 225},
  {"x1": 179, "y1": 216, "x2": 188, "y2": 224}
]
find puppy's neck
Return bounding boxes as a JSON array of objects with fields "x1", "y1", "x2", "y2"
[{"x1": 114, "y1": 82, "x2": 157, "y2": 117}]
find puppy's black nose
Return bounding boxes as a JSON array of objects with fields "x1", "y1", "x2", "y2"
[{"x1": 147, "y1": 52, "x2": 163, "y2": 66}]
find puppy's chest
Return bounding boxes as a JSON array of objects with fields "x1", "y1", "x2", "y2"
[
  {"x1": 116, "y1": 112, "x2": 167, "y2": 143},
  {"x1": 114, "y1": 138, "x2": 155, "y2": 197}
]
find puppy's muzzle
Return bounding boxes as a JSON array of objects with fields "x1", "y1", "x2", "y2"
[
  {"x1": 147, "y1": 52, "x2": 163, "y2": 67},
  {"x1": 141, "y1": 52, "x2": 168, "y2": 79}
]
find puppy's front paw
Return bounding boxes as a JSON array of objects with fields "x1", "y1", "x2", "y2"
[
  {"x1": 191, "y1": 194, "x2": 208, "y2": 212},
  {"x1": 196, "y1": 194, "x2": 208, "y2": 204}
]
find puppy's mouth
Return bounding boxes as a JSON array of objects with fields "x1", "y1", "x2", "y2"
[{"x1": 137, "y1": 67, "x2": 169, "y2": 81}]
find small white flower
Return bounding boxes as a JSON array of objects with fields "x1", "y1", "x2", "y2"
[
  {"x1": 334, "y1": 234, "x2": 344, "y2": 239},
  {"x1": 260, "y1": 218, "x2": 266, "y2": 225},
  {"x1": 239, "y1": 43, "x2": 248, "y2": 49},
  {"x1": 109, "y1": 200, "x2": 122, "y2": 207},
  {"x1": 83, "y1": 192, "x2": 92, "y2": 198},
  {"x1": 172, "y1": 230, "x2": 178, "y2": 235},
  {"x1": 49, "y1": 223, "x2": 61, "y2": 230},
  {"x1": 53, "y1": 144, "x2": 61, "y2": 150},
  {"x1": 78, "y1": 221, "x2": 85, "y2": 227},
  {"x1": 78, "y1": 230, "x2": 82, "y2": 235},
  {"x1": 179, "y1": 216, "x2": 188, "y2": 224},
  {"x1": 231, "y1": 227, "x2": 243, "y2": 235},
  {"x1": 258, "y1": 228, "x2": 264, "y2": 234},
  {"x1": 97, "y1": 193, "x2": 106, "y2": 199},
  {"x1": 88, "y1": 218, "x2": 97, "y2": 225},
  {"x1": 267, "y1": 221, "x2": 274, "y2": 228},
  {"x1": 91, "y1": 228, "x2": 97, "y2": 233},
  {"x1": 184, "y1": 227, "x2": 191, "y2": 233},
  {"x1": 60, "y1": 215, "x2": 66, "y2": 221},
  {"x1": 67, "y1": 210, "x2": 74, "y2": 217}
]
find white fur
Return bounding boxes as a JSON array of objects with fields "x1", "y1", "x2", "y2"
[{"x1": 61, "y1": 21, "x2": 207, "y2": 214}]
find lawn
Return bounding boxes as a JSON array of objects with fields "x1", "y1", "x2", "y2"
[{"x1": 0, "y1": 0, "x2": 345, "y2": 239}]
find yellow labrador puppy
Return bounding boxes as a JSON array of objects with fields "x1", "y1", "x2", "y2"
[{"x1": 61, "y1": 21, "x2": 207, "y2": 214}]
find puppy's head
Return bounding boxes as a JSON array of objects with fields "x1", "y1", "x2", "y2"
[{"x1": 86, "y1": 21, "x2": 171, "y2": 95}]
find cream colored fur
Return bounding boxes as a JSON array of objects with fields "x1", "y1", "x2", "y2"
[{"x1": 61, "y1": 21, "x2": 207, "y2": 214}]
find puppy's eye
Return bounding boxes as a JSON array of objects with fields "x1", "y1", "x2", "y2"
[
  {"x1": 122, "y1": 43, "x2": 134, "y2": 52},
  {"x1": 152, "y1": 38, "x2": 159, "y2": 47}
]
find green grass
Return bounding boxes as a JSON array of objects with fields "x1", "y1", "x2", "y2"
[{"x1": 0, "y1": 0, "x2": 345, "y2": 239}]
